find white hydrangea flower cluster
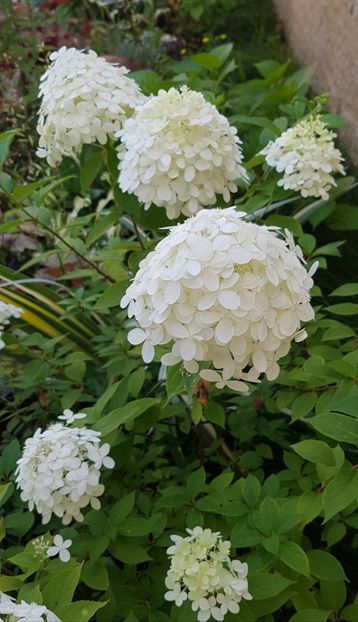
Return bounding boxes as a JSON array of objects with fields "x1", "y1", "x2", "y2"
[
  {"x1": 117, "y1": 86, "x2": 248, "y2": 219},
  {"x1": 0, "y1": 592, "x2": 60, "y2": 622},
  {"x1": 15, "y1": 412, "x2": 114, "y2": 525},
  {"x1": 36, "y1": 46, "x2": 145, "y2": 166},
  {"x1": 164, "y1": 527, "x2": 252, "y2": 621},
  {"x1": 121, "y1": 207, "x2": 316, "y2": 390},
  {"x1": 0, "y1": 300, "x2": 22, "y2": 350},
  {"x1": 261, "y1": 116, "x2": 345, "y2": 200}
]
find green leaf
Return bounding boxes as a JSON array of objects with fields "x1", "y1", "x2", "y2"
[
  {"x1": 109, "y1": 537, "x2": 152, "y2": 564},
  {"x1": 81, "y1": 560, "x2": 109, "y2": 590},
  {"x1": 291, "y1": 393, "x2": 317, "y2": 420},
  {"x1": 80, "y1": 150, "x2": 103, "y2": 192},
  {"x1": 327, "y1": 205, "x2": 358, "y2": 230},
  {"x1": 42, "y1": 562, "x2": 82, "y2": 610},
  {"x1": 86, "y1": 211, "x2": 120, "y2": 247},
  {"x1": 191, "y1": 52, "x2": 221, "y2": 71},
  {"x1": 278, "y1": 541, "x2": 310, "y2": 577},
  {"x1": 186, "y1": 468, "x2": 206, "y2": 498},
  {"x1": 94, "y1": 398, "x2": 159, "y2": 436},
  {"x1": 110, "y1": 491, "x2": 136, "y2": 525},
  {"x1": 307, "y1": 550, "x2": 347, "y2": 581},
  {"x1": 291, "y1": 440, "x2": 336, "y2": 466},
  {"x1": 205, "y1": 400, "x2": 225, "y2": 428},
  {"x1": 330, "y1": 283, "x2": 358, "y2": 297},
  {"x1": 242, "y1": 475, "x2": 261, "y2": 508},
  {"x1": 310, "y1": 413, "x2": 358, "y2": 444},
  {"x1": 326, "y1": 303, "x2": 358, "y2": 316},
  {"x1": 210, "y1": 43, "x2": 234, "y2": 66},
  {"x1": 249, "y1": 573, "x2": 295, "y2": 599},
  {"x1": 166, "y1": 363, "x2": 185, "y2": 400},
  {"x1": 322, "y1": 468, "x2": 358, "y2": 522},
  {"x1": 231, "y1": 520, "x2": 262, "y2": 547},
  {"x1": 320, "y1": 113, "x2": 346, "y2": 128},
  {"x1": 94, "y1": 282, "x2": 127, "y2": 309},
  {"x1": 56, "y1": 600, "x2": 107, "y2": 622},
  {"x1": 289, "y1": 610, "x2": 330, "y2": 622},
  {"x1": 0, "y1": 130, "x2": 17, "y2": 167}
]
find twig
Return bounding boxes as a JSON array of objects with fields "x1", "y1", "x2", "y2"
[{"x1": 19, "y1": 206, "x2": 115, "y2": 283}]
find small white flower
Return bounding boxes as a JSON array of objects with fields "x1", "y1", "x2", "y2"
[
  {"x1": 47, "y1": 534, "x2": 72, "y2": 563},
  {"x1": 58, "y1": 409, "x2": 87, "y2": 424},
  {"x1": 261, "y1": 115, "x2": 345, "y2": 199},
  {"x1": 0, "y1": 301, "x2": 22, "y2": 351},
  {"x1": 15, "y1": 420, "x2": 114, "y2": 525},
  {"x1": 0, "y1": 593, "x2": 60, "y2": 622},
  {"x1": 164, "y1": 527, "x2": 251, "y2": 621},
  {"x1": 36, "y1": 46, "x2": 145, "y2": 166},
  {"x1": 117, "y1": 85, "x2": 248, "y2": 220},
  {"x1": 121, "y1": 207, "x2": 315, "y2": 390}
]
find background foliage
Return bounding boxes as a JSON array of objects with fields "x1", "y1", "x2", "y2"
[{"x1": 0, "y1": 1, "x2": 357, "y2": 621}]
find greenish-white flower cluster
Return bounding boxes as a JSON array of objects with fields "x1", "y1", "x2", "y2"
[
  {"x1": 164, "y1": 527, "x2": 252, "y2": 621},
  {"x1": 36, "y1": 46, "x2": 145, "y2": 166},
  {"x1": 0, "y1": 592, "x2": 60, "y2": 622},
  {"x1": 261, "y1": 116, "x2": 345, "y2": 199}
]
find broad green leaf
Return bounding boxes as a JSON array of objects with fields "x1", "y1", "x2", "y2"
[
  {"x1": 94, "y1": 282, "x2": 127, "y2": 309},
  {"x1": 289, "y1": 610, "x2": 330, "y2": 622},
  {"x1": 42, "y1": 562, "x2": 82, "y2": 610},
  {"x1": 109, "y1": 537, "x2": 152, "y2": 564},
  {"x1": 310, "y1": 413, "x2": 358, "y2": 444},
  {"x1": 326, "y1": 303, "x2": 358, "y2": 316},
  {"x1": 291, "y1": 440, "x2": 336, "y2": 466},
  {"x1": 330, "y1": 283, "x2": 358, "y2": 297},
  {"x1": 186, "y1": 468, "x2": 206, "y2": 498},
  {"x1": 291, "y1": 393, "x2": 317, "y2": 420},
  {"x1": 56, "y1": 600, "x2": 107, "y2": 622},
  {"x1": 94, "y1": 398, "x2": 159, "y2": 436},
  {"x1": 0, "y1": 130, "x2": 17, "y2": 167},
  {"x1": 322, "y1": 468, "x2": 358, "y2": 522},
  {"x1": 278, "y1": 541, "x2": 310, "y2": 577},
  {"x1": 307, "y1": 550, "x2": 347, "y2": 581},
  {"x1": 231, "y1": 520, "x2": 262, "y2": 547},
  {"x1": 166, "y1": 363, "x2": 185, "y2": 400},
  {"x1": 242, "y1": 475, "x2": 261, "y2": 508},
  {"x1": 110, "y1": 491, "x2": 136, "y2": 525},
  {"x1": 81, "y1": 560, "x2": 109, "y2": 591},
  {"x1": 80, "y1": 150, "x2": 103, "y2": 192},
  {"x1": 249, "y1": 573, "x2": 295, "y2": 599}
]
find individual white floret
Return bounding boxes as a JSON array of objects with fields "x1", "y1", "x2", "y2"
[
  {"x1": 117, "y1": 86, "x2": 248, "y2": 219},
  {"x1": 121, "y1": 207, "x2": 316, "y2": 390},
  {"x1": 261, "y1": 116, "x2": 345, "y2": 199}
]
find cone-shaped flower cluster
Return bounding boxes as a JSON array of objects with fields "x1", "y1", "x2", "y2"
[
  {"x1": 164, "y1": 527, "x2": 252, "y2": 621},
  {"x1": 117, "y1": 86, "x2": 248, "y2": 219},
  {"x1": 15, "y1": 413, "x2": 114, "y2": 525},
  {"x1": 121, "y1": 207, "x2": 316, "y2": 390},
  {"x1": 0, "y1": 592, "x2": 60, "y2": 622},
  {"x1": 0, "y1": 300, "x2": 22, "y2": 350},
  {"x1": 36, "y1": 46, "x2": 145, "y2": 166},
  {"x1": 261, "y1": 116, "x2": 345, "y2": 199}
]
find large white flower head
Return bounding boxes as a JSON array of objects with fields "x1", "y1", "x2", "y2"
[
  {"x1": 261, "y1": 115, "x2": 345, "y2": 200},
  {"x1": 36, "y1": 46, "x2": 145, "y2": 166},
  {"x1": 121, "y1": 207, "x2": 316, "y2": 391},
  {"x1": 164, "y1": 527, "x2": 252, "y2": 621},
  {"x1": 15, "y1": 411, "x2": 114, "y2": 525},
  {"x1": 0, "y1": 593, "x2": 60, "y2": 622},
  {"x1": 117, "y1": 86, "x2": 248, "y2": 219},
  {"x1": 0, "y1": 300, "x2": 22, "y2": 350}
]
